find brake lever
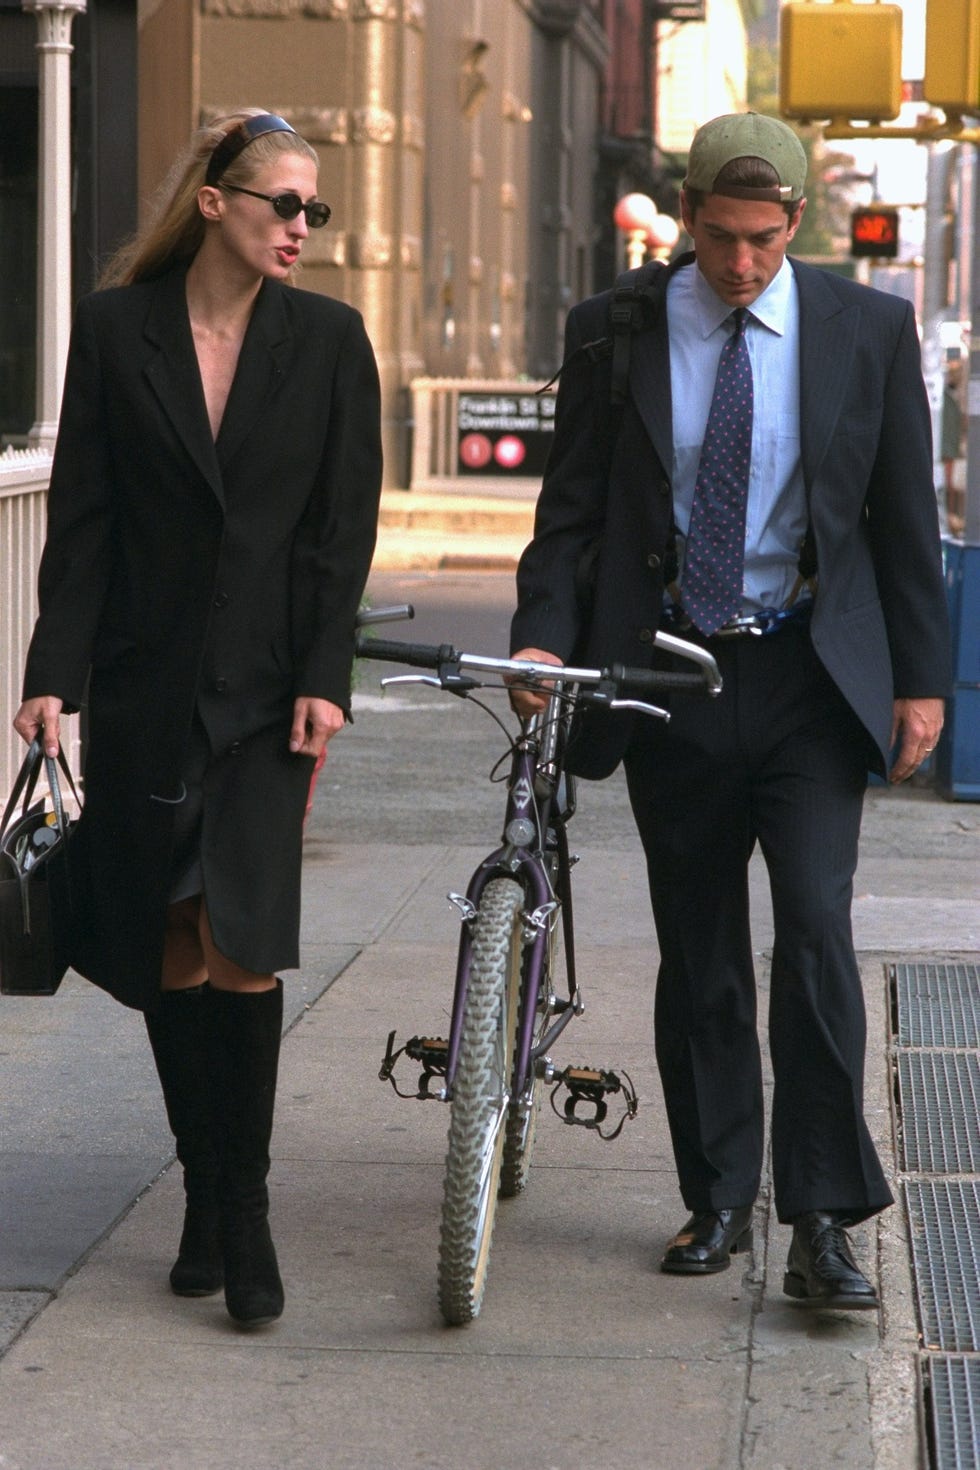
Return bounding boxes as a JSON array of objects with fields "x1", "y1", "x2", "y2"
[
  {"x1": 380, "y1": 674, "x2": 444, "y2": 689},
  {"x1": 378, "y1": 673, "x2": 480, "y2": 695},
  {"x1": 607, "y1": 698, "x2": 670, "y2": 721}
]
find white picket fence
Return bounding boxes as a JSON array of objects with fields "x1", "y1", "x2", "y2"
[{"x1": 0, "y1": 447, "x2": 80, "y2": 804}]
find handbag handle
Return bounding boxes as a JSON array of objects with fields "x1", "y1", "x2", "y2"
[{"x1": 0, "y1": 739, "x2": 81, "y2": 849}]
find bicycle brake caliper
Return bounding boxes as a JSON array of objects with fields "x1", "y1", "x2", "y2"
[
  {"x1": 379, "y1": 1030, "x2": 450, "y2": 1101},
  {"x1": 549, "y1": 1065, "x2": 639, "y2": 1140},
  {"x1": 447, "y1": 893, "x2": 477, "y2": 925},
  {"x1": 521, "y1": 900, "x2": 559, "y2": 941}
]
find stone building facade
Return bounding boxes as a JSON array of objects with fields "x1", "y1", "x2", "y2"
[
  {"x1": 1, "y1": 1, "x2": 750, "y2": 481},
  {"x1": 137, "y1": 0, "x2": 609, "y2": 483}
]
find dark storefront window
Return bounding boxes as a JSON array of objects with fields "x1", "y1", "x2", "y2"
[
  {"x1": 0, "y1": 8, "x2": 39, "y2": 440},
  {"x1": 0, "y1": 2, "x2": 136, "y2": 443},
  {"x1": 0, "y1": 86, "x2": 38, "y2": 440}
]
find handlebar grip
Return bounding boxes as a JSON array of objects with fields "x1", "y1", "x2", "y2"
[
  {"x1": 354, "y1": 635, "x2": 452, "y2": 669},
  {"x1": 608, "y1": 663, "x2": 712, "y2": 697}
]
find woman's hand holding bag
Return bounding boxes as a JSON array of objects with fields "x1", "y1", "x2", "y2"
[{"x1": 0, "y1": 738, "x2": 81, "y2": 996}]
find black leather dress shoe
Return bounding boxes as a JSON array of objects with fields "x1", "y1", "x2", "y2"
[
  {"x1": 783, "y1": 1211, "x2": 879, "y2": 1309},
  {"x1": 660, "y1": 1206, "x2": 755, "y2": 1275}
]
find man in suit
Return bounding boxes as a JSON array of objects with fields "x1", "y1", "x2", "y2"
[{"x1": 510, "y1": 113, "x2": 950, "y2": 1309}]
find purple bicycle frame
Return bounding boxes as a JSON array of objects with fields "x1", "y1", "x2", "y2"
[{"x1": 443, "y1": 727, "x2": 575, "y2": 1099}]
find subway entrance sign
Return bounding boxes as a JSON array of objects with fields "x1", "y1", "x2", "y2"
[
  {"x1": 850, "y1": 205, "x2": 899, "y2": 259},
  {"x1": 456, "y1": 391, "x2": 556, "y2": 477}
]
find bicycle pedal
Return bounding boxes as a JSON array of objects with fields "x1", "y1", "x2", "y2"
[
  {"x1": 379, "y1": 1030, "x2": 449, "y2": 1100},
  {"x1": 549, "y1": 1064, "x2": 639, "y2": 1139}
]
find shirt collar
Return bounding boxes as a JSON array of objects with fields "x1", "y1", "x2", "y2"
[{"x1": 693, "y1": 256, "x2": 794, "y2": 339}]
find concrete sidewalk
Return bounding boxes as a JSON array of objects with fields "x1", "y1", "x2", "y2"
[
  {"x1": 0, "y1": 495, "x2": 977, "y2": 1469},
  {"x1": 0, "y1": 754, "x2": 976, "y2": 1468}
]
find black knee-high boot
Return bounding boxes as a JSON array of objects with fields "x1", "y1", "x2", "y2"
[
  {"x1": 205, "y1": 980, "x2": 285, "y2": 1327},
  {"x1": 144, "y1": 985, "x2": 224, "y2": 1297}
]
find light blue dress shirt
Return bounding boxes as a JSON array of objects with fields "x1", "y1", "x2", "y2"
[{"x1": 667, "y1": 258, "x2": 809, "y2": 614}]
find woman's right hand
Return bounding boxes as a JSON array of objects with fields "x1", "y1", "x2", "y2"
[{"x1": 13, "y1": 696, "x2": 64, "y2": 756}]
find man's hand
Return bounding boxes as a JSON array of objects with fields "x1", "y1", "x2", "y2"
[
  {"x1": 889, "y1": 697, "x2": 945, "y2": 783},
  {"x1": 506, "y1": 648, "x2": 564, "y2": 719},
  {"x1": 289, "y1": 696, "x2": 345, "y2": 759},
  {"x1": 13, "y1": 696, "x2": 64, "y2": 756}
]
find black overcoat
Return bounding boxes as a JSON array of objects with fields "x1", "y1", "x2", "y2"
[
  {"x1": 22, "y1": 266, "x2": 383, "y2": 1011},
  {"x1": 511, "y1": 253, "x2": 951, "y2": 777}
]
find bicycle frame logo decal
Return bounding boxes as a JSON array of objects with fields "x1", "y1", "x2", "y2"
[{"x1": 512, "y1": 775, "x2": 533, "y2": 812}]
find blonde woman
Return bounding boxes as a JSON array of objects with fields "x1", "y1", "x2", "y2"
[{"x1": 15, "y1": 111, "x2": 383, "y2": 1327}]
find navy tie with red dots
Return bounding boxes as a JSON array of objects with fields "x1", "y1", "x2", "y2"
[{"x1": 683, "y1": 307, "x2": 753, "y2": 636}]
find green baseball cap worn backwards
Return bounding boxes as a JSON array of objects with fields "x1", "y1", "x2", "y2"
[{"x1": 684, "y1": 112, "x2": 808, "y2": 204}]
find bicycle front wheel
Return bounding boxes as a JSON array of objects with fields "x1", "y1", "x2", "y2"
[{"x1": 437, "y1": 877, "x2": 523, "y2": 1325}]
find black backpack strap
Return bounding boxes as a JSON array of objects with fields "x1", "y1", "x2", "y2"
[
  {"x1": 609, "y1": 260, "x2": 668, "y2": 406},
  {"x1": 798, "y1": 522, "x2": 818, "y2": 582},
  {"x1": 536, "y1": 256, "x2": 675, "y2": 399},
  {"x1": 536, "y1": 334, "x2": 613, "y2": 394},
  {"x1": 784, "y1": 524, "x2": 819, "y2": 609}
]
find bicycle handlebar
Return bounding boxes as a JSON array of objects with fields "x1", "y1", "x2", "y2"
[
  {"x1": 355, "y1": 604, "x2": 415, "y2": 628},
  {"x1": 356, "y1": 637, "x2": 450, "y2": 671},
  {"x1": 354, "y1": 626, "x2": 722, "y2": 698},
  {"x1": 606, "y1": 663, "x2": 715, "y2": 697}
]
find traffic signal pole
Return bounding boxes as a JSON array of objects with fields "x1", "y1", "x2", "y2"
[
  {"x1": 778, "y1": 0, "x2": 980, "y2": 797},
  {"x1": 966, "y1": 161, "x2": 980, "y2": 543},
  {"x1": 934, "y1": 143, "x2": 980, "y2": 798},
  {"x1": 920, "y1": 146, "x2": 949, "y2": 529}
]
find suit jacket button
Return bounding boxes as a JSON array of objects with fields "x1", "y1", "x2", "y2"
[
  {"x1": 228, "y1": 741, "x2": 242, "y2": 757},
  {"x1": 647, "y1": 553, "x2": 661, "y2": 570},
  {"x1": 215, "y1": 678, "x2": 228, "y2": 693},
  {"x1": 659, "y1": 479, "x2": 670, "y2": 497},
  {"x1": 213, "y1": 591, "x2": 230, "y2": 609},
  {"x1": 638, "y1": 627, "x2": 654, "y2": 644}
]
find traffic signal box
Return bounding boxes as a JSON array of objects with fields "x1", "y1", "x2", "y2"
[
  {"x1": 924, "y1": 0, "x2": 980, "y2": 114},
  {"x1": 780, "y1": 2, "x2": 903, "y2": 123},
  {"x1": 850, "y1": 205, "x2": 899, "y2": 258}
]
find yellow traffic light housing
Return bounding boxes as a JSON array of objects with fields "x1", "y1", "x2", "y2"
[
  {"x1": 780, "y1": 1, "x2": 903, "y2": 123},
  {"x1": 924, "y1": 0, "x2": 980, "y2": 115}
]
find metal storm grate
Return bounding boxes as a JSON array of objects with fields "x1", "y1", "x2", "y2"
[
  {"x1": 897, "y1": 1051, "x2": 980, "y2": 1174},
  {"x1": 892, "y1": 963, "x2": 980, "y2": 1049},
  {"x1": 905, "y1": 1181, "x2": 980, "y2": 1351},
  {"x1": 926, "y1": 1357, "x2": 980, "y2": 1470},
  {"x1": 892, "y1": 963, "x2": 980, "y2": 1466}
]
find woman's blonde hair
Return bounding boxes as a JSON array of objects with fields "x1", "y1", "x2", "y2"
[{"x1": 98, "y1": 109, "x2": 319, "y2": 289}]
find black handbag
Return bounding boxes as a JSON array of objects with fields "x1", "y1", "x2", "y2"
[{"x1": 0, "y1": 738, "x2": 81, "y2": 996}]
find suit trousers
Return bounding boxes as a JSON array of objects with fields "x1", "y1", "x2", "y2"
[{"x1": 623, "y1": 620, "x2": 893, "y2": 1225}]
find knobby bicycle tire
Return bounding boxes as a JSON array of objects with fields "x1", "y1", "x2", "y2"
[
  {"x1": 437, "y1": 877, "x2": 523, "y2": 1325},
  {"x1": 498, "y1": 902, "x2": 559, "y2": 1198}
]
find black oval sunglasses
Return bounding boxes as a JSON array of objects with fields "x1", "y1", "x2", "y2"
[{"x1": 219, "y1": 183, "x2": 331, "y2": 228}]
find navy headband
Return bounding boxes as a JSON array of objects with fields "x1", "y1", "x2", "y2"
[{"x1": 205, "y1": 114, "x2": 296, "y2": 186}]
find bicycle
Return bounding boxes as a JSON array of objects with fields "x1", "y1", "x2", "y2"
[{"x1": 354, "y1": 606, "x2": 722, "y2": 1325}]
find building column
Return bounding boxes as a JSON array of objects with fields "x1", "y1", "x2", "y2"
[
  {"x1": 349, "y1": 0, "x2": 425, "y2": 488},
  {"x1": 23, "y1": 0, "x2": 86, "y2": 450}
]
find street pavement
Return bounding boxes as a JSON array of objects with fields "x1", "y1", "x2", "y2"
[{"x1": 0, "y1": 500, "x2": 977, "y2": 1470}]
